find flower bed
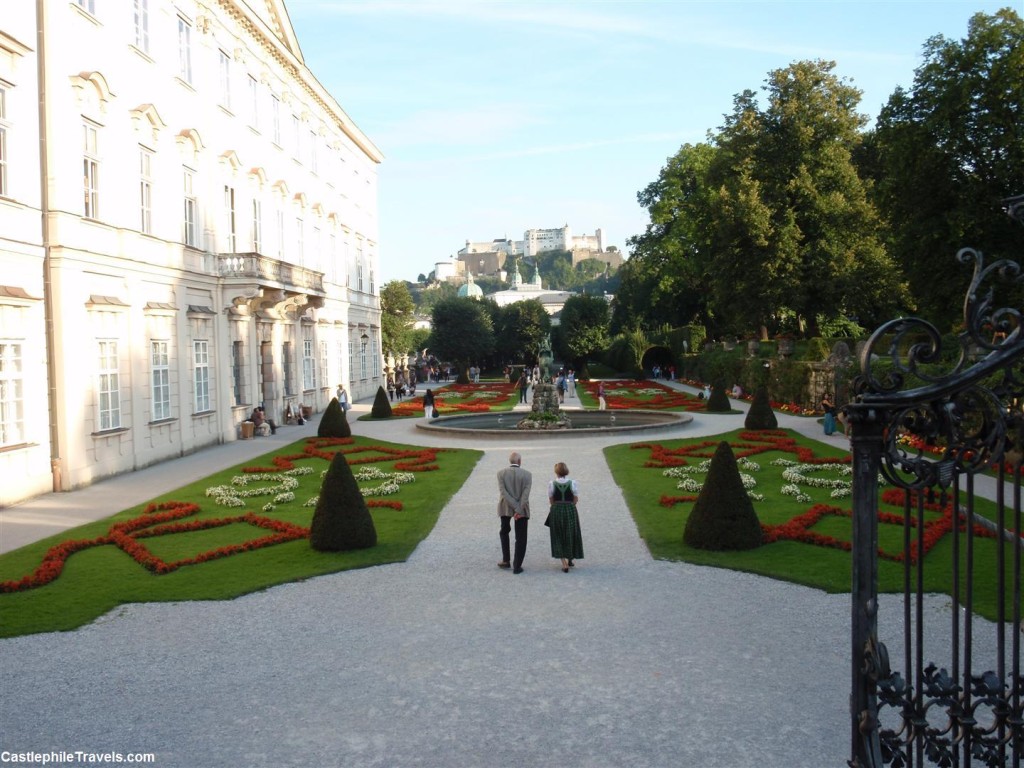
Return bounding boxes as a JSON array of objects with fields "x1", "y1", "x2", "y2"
[
  {"x1": 0, "y1": 436, "x2": 449, "y2": 593},
  {"x1": 631, "y1": 430, "x2": 997, "y2": 565},
  {"x1": 582, "y1": 380, "x2": 704, "y2": 411},
  {"x1": 391, "y1": 382, "x2": 518, "y2": 417}
]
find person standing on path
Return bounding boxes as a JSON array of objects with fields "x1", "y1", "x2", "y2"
[
  {"x1": 497, "y1": 451, "x2": 532, "y2": 574},
  {"x1": 547, "y1": 462, "x2": 583, "y2": 573},
  {"x1": 597, "y1": 381, "x2": 607, "y2": 410},
  {"x1": 517, "y1": 370, "x2": 529, "y2": 404},
  {"x1": 423, "y1": 388, "x2": 436, "y2": 420},
  {"x1": 821, "y1": 394, "x2": 837, "y2": 436}
]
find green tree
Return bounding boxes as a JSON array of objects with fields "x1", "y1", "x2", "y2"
[
  {"x1": 380, "y1": 280, "x2": 416, "y2": 358},
  {"x1": 708, "y1": 60, "x2": 910, "y2": 337},
  {"x1": 414, "y1": 281, "x2": 457, "y2": 316},
  {"x1": 617, "y1": 142, "x2": 717, "y2": 334},
  {"x1": 428, "y1": 297, "x2": 495, "y2": 376},
  {"x1": 495, "y1": 299, "x2": 551, "y2": 366},
  {"x1": 869, "y1": 8, "x2": 1024, "y2": 328},
  {"x1": 558, "y1": 295, "x2": 610, "y2": 374}
]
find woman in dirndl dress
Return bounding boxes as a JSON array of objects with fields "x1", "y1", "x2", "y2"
[{"x1": 547, "y1": 462, "x2": 584, "y2": 573}]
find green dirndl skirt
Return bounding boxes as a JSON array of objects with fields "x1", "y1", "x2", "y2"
[{"x1": 548, "y1": 501, "x2": 584, "y2": 559}]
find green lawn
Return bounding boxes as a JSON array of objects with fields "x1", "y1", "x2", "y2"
[
  {"x1": 0, "y1": 435, "x2": 482, "y2": 637},
  {"x1": 606, "y1": 428, "x2": 1021, "y2": 621}
]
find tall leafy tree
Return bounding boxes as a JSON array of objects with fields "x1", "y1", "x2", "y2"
[
  {"x1": 428, "y1": 298, "x2": 495, "y2": 376},
  {"x1": 708, "y1": 60, "x2": 910, "y2": 337},
  {"x1": 558, "y1": 294, "x2": 610, "y2": 373},
  {"x1": 869, "y1": 8, "x2": 1024, "y2": 327},
  {"x1": 495, "y1": 299, "x2": 551, "y2": 366},
  {"x1": 380, "y1": 280, "x2": 415, "y2": 358},
  {"x1": 617, "y1": 142, "x2": 717, "y2": 334}
]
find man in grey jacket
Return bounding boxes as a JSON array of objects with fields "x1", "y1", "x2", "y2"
[{"x1": 497, "y1": 451, "x2": 532, "y2": 574}]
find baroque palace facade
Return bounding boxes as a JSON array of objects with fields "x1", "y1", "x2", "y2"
[{"x1": 0, "y1": 0, "x2": 383, "y2": 506}]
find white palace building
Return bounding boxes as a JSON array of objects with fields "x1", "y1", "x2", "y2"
[{"x1": 0, "y1": 0, "x2": 383, "y2": 506}]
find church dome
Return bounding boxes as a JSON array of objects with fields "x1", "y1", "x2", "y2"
[{"x1": 457, "y1": 272, "x2": 483, "y2": 299}]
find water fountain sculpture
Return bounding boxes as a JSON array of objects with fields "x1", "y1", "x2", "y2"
[{"x1": 517, "y1": 335, "x2": 572, "y2": 430}]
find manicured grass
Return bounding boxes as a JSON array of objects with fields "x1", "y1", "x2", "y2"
[
  {"x1": 606, "y1": 428, "x2": 1020, "y2": 621},
  {"x1": 0, "y1": 435, "x2": 482, "y2": 637}
]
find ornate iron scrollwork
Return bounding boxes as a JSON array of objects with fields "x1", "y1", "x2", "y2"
[
  {"x1": 850, "y1": 246, "x2": 1024, "y2": 767},
  {"x1": 852, "y1": 248, "x2": 1024, "y2": 490}
]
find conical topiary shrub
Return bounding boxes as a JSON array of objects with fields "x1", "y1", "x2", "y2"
[
  {"x1": 318, "y1": 397, "x2": 351, "y2": 438},
  {"x1": 371, "y1": 385, "x2": 393, "y2": 418},
  {"x1": 706, "y1": 380, "x2": 731, "y2": 413},
  {"x1": 744, "y1": 385, "x2": 778, "y2": 429},
  {"x1": 310, "y1": 451, "x2": 377, "y2": 551},
  {"x1": 683, "y1": 441, "x2": 762, "y2": 550}
]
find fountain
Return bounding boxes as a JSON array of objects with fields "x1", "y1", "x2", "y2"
[
  {"x1": 517, "y1": 334, "x2": 572, "y2": 430},
  {"x1": 416, "y1": 337, "x2": 691, "y2": 438}
]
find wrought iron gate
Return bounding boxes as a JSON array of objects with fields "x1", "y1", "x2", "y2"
[{"x1": 849, "y1": 248, "x2": 1024, "y2": 766}]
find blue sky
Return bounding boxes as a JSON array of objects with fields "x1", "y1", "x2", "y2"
[{"x1": 286, "y1": 1, "x2": 1016, "y2": 284}]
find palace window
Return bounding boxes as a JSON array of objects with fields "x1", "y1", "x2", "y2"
[
  {"x1": 83, "y1": 121, "x2": 99, "y2": 218},
  {"x1": 302, "y1": 336, "x2": 315, "y2": 391},
  {"x1": 0, "y1": 342, "x2": 24, "y2": 446},
  {"x1": 231, "y1": 340, "x2": 244, "y2": 406},
  {"x1": 0, "y1": 83, "x2": 8, "y2": 197},
  {"x1": 133, "y1": 0, "x2": 149, "y2": 52},
  {"x1": 183, "y1": 168, "x2": 198, "y2": 246},
  {"x1": 139, "y1": 147, "x2": 153, "y2": 234},
  {"x1": 224, "y1": 185, "x2": 236, "y2": 251},
  {"x1": 97, "y1": 340, "x2": 120, "y2": 430},
  {"x1": 193, "y1": 340, "x2": 210, "y2": 412},
  {"x1": 151, "y1": 340, "x2": 170, "y2": 421},
  {"x1": 177, "y1": 16, "x2": 192, "y2": 84},
  {"x1": 218, "y1": 50, "x2": 231, "y2": 109}
]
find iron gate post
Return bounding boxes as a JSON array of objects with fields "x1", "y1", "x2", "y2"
[{"x1": 849, "y1": 403, "x2": 888, "y2": 767}]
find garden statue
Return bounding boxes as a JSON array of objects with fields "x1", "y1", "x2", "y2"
[{"x1": 538, "y1": 333, "x2": 554, "y2": 382}]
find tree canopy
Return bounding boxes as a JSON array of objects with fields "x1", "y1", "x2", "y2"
[
  {"x1": 557, "y1": 294, "x2": 611, "y2": 370},
  {"x1": 380, "y1": 280, "x2": 415, "y2": 357},
  {"x1": 867, "y1": 8, "x2": 1024, "y2": 327},
  {"x1": 494, "y1": 299, "x2": 551, "y2": 366},
  {"x1": 428, "y1": 297, "x2": 495, "y2": 368},
  {"x1": 621, "y1": 59, "x2": 912, "y2": 339}
]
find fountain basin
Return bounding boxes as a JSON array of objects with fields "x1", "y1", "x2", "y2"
[{"x1": 415, "y1": 409, "x2": 692, "y2": 438}]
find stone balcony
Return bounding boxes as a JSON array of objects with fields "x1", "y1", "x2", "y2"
[{"x1": 217, "y1": 252, "x2": 326, "y2": 315}]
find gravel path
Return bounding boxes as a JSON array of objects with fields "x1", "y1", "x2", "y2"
[{"x1": 0, "y1": 384, "x2": 1006, "y2": 767}]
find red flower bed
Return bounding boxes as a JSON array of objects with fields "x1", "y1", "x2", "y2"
[
  {"x1": 391, "y1": 383, "x2": 517, "y2": 417},
  {"x1": 583, "y1": 380, "x2": 702, "y2": 411},
  {"x1": 640, "y1": 434, "x2": 998, "y2": 565},
  {"x1": 634, "y1": 431, "x2": 851, "y2": 468},
  {"x1": 0, "y1": 437, "x2": 448, "y2": 593}
]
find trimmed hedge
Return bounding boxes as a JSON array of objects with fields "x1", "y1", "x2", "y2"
[
  {"x1": 744, "y1": 385, "x2": 778, "y2": 429},
  {"x1": 310, "y1": 451, "x2": 377, "y2": 552},
  {"x1": 371, "y1": 385, "x2": 393, "y2": 418},
  {"x1": 317, "y1": 397, "x2": 351, "y2": 438},
  {"x1": 706, "y1": 381, "x2": 732, "y2": 413},
  {"x1": 683, "y1": 440, "x2": 762, "y2": 551}
]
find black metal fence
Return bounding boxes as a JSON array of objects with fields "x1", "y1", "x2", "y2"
[{"x1": 848, "y1": 248, "x2": 1023, "y2": 766}]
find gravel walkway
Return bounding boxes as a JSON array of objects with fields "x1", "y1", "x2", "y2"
[{"x1": 0, "y1": 384, "x2": 1005, "y2": 767}]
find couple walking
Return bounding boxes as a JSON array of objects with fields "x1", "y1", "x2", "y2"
[{"x1": 496, "y1": 452, "x2": 584, "y2": 574}]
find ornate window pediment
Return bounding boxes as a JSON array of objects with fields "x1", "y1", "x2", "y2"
[{"x1": 70, "y1": 71, "x2": 114, "y2": 115}]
